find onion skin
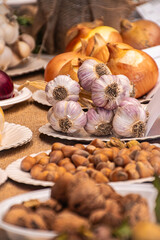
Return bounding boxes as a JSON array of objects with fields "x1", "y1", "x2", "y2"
[
  {"x1": 44, "y1": 52, "x2": 82, "y2": 82},
  {"x1": 107, "y1": 43, "x2": 159, "y2": 98},
  {"x1": 0, "y1": 70, "x2": 14, "y2": 100},
  {"x1": 120, "y1": 19, "x2": 160, "y2": 49}
]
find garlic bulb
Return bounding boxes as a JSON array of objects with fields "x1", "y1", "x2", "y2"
[
  {"x1": 112, "y1": 98, "x2": 147, "y2": 138},
  {"x1": 47, "y1": 100, "x2": 87, "y2": 134},
  {"x1": 91, "y1": 74, "x2": 133, "y2": 110},
  {"x1": 0, "y1": 46, "x2": 13, "y2": 70},
  {"x1": 19, "y1": 33, "x2": 35, "y2": 51},
  {"x1": 85, "y1": 107, "x2": 113, "y2": 136},
  {"x1": 0, "y1": 14, "x2": 19, "y2": 44},
  {"x1": 78, "y1": 59, "x2": 111, "y2": 91},
  {"x1": 45, "y1": 75, "x2": 80, "y2": 105}
]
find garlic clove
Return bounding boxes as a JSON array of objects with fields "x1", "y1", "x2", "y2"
[
  {"x1": 85, "y1": 107, "x2": 113, "y2": 136},
  {"x1": 45, "y1": 75, "x2": 80, "y2": 105},
  {"x1": 0, "y1": 38, "x2": 5, "y2": 54},
  {"x1": 16, "y1": 41, "x2": 31, "y2": 58},
  {"x1": 112, "y1": 99, "x2": 147, "y2": 138},
  {"x1": 0, "y1": 46, "x2": 13, "y2": 71},
  {"x1": 9, "y1": 51, "x2": 22, "y2": 68},
  {"x1": 19, "y1": 33, "x2": 35, "y2": 51},
  {"x1": 78, "y1": 58, "x2": 111, "y2": 91}
]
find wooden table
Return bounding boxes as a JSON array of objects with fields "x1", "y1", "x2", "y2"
[{"x1": 0, "y1": 69, "x2": 160, "y2": 239}]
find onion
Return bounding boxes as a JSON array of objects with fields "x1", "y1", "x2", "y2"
[
  {"x1": 120, "y1": 19, "x2": 160, "y2": 50},
  {"x1": 107, "y1": 42, "x2": 159, "y2": 98},
  {"x1": 73, "y1": 25, "x2": 123, "y2": 51},
  {"x1": 0, "y1": 70, "x2": 14, "y2": 100},
  {"x1": 44, "y1": 51, "x2": 83, "y2": 82},
  {"x1": 65, "y1": 18, "x2": 103, "y2": 52}
]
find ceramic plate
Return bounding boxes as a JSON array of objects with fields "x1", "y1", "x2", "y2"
[
  {"x1": 0, "y1": 122, "x2": 32, "y2": 151},
  {"x1": 6, "y1": 56, "x2": 47, "y2": 77},
  {"x1": 0, "y1": 189, "x2": 56, "y2": 240},
  {"x1": 32, "y1": 90, "x2": 51, "y2": 107},
  {"x1": 0, "y1": 168, "x2": 7, "y2": 186},
  {"x1": 0, "y1": 185, "x2": 157, "y2": 240},
  {"x1": 5, "y1": 147, "x2": 158, "y2": 187},
  {"x1": 39, "y1": 123, "x2": 160, "y2": 142},
  {"x1": 6, "y1": 150, "x2": 53, "y2": 187},
  {"x1": 0, "y1": 84, "x2": 32, "y2": 109}
]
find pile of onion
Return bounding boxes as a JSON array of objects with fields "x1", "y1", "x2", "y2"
[
  {"x1": 120, "y1": 19, "x2": 160, "y2": 50},
  {"x1": 0, "y1": 70, "x2": 14, "y2": 100},
  {"x1": 107, "y1": 42, "x2": 159, "y2": 98}
]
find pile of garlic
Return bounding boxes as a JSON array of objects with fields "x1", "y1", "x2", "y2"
[
  {"x1": 0, "y1": 4, "x2": 35, "y2": 71},
  {"x1": 46, "y1": 59, "x2": 148, "y2": 138}
]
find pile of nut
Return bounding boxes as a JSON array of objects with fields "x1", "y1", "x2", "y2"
[{"x1": 21, "y1": 138, "x2": 160, "y2": 183}]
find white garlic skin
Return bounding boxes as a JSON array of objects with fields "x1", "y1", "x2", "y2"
[
  {"x1": 85, "y1": 107, "x2": 113, "y2": 136},
  {"x1": 91, "y1": 74, "x2": 132, "y2": 110},
  {"x1": 78, "y1": 59, "x2": 111, "y2": 91},
  {"x1": 0, "y1": 14, "x2": 19, "y2": 45},
  {"x1": 45, "y1": 75, "x2": 80, "y2": 105},
  {"x1": 112, "y1": 98, "x2": 147, "y2": 138},
  {"x1": 47, "y1": 100, "x2": 87, "y2": 134},
  {"x1": 0, "y1": 46, "x2": 13, "y2": 70}
]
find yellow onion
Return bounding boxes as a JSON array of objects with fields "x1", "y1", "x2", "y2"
[
  {"x1": 85, "y1": 33, "x2": 110, "y2": 63},
  {"x1": 120, "y1": 19, "x2": 160, "y2": 50},
  {"x1": 65, "y1": 18, "x2": 103, "y2": 52},
  {"x1": 73, "y1": 25, "x2": 123, "y2": 51},
  {"x1": 44, "y1": 51, "x2": 83, "y2": 82},
  {"x1": 107, "y1": 42, "x2": 159, "y2": 98}
]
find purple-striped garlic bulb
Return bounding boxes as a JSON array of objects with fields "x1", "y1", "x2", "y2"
[
  {"x1": 85, "y1": 107, "x2": 114, "y2": 136},
  {"x1": 47, "y1": 100, "x2": 87, "y2": 134},
  {"x1": 45, "y1": 75, "x2": 80, "y2": 105},
  {"x1": 91, "y1": 74, "x2": 134, "y2": 110},
  {"x1": 78, "y1": 59, "x2": 111, "y2": 91},
  {"x1": 112, "y1": 97, "x2": 147, "y2": 138}
]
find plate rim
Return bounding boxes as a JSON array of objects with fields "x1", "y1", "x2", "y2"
[
  {"x1": 0, "y1": 84, "x2": 32, "y2": 108},
  {"x1": 0, "y1": 168, "x2": 8, "y2": 186},
  {"x1": 39, "y1": 123, "x2": 160, "y2": 142},
  {"x1": 6, "y1": 150, "x2": 53, "y2": 187},
  {"x1": 0, "y1": 184, "x2": 157, "y2": 239},
  {"x1": 0, "y1": 188, "x2": 56, "y2": 239},
  {"x1": 6, "y1": 56, "x2": 47, "y2": 77},
  {"x1": 32, "y1": 90, "x2": 52, "y2": 107},
  {"x1": 0, "y1": 122, "x2": 33, "y2": 151}
]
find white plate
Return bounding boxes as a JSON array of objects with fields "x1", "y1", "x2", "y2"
[
  {"x1": 0, "y1": 84, "x2": 32, "y2": 109},
  {"x1": 6, "y1": 150, "x2": 53, "y2": 187},
  {"x1": 0, "y1": 185, "x2": 157, "y2": 240},
  {"x1": 0, "y1": 168, "x2": 7, "y2": 186},
  {"x1": 0, "y1": 122, "x2": 33, "y2": 151},
  {"x1": 32, "y1": 90, "x2": 52, "y2": 107},
  {"x1": 5, "y1": 148, "x2": 158, "y2": 187},
  {"x1": 39, "y1": 123, "x2": 160, "y2": 142},
  {"x1": 6, "y1": 57, "x2": 47, "y2": 77},
  {"x1": 0, "y1": 189, "x2": 56, "y2": 240}
]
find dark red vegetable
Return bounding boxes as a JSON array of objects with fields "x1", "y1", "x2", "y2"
[{"x1": 0, "y1": 70, "x2": 14, "y2": 100}]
